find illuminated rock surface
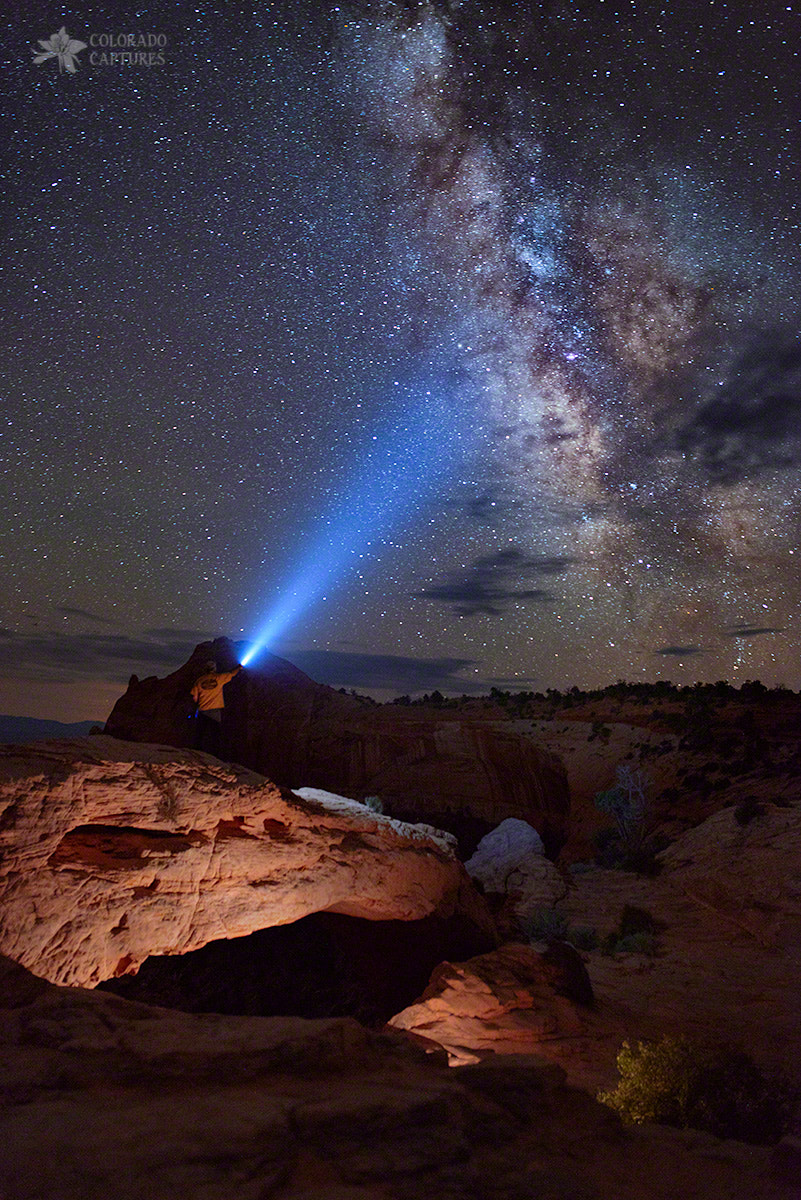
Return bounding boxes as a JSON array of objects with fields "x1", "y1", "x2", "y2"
[
  {"x1": 0, "y1": 955, "x2": 789, "y2": 1200},
  {"x1": 104, "y1": 638, "x2": 571, "y2": 855},
  {"x1": 0, "y1": 736, "x2": 491, "y2": 988},
  {"x1": 389, "y1": 942, "x2": 615, "y2": 1076}
]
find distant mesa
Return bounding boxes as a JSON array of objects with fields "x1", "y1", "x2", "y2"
[{"x1": 0, "y1": 715, "x2": 99, "y2": 743}]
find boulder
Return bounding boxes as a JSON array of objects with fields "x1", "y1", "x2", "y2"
[
  {"x1": 465, "y1": 817, "x2": 545, "y2": 886},
  {"x1": 104, "y1": 637, "x2": 571, "y2": 855},
  {"x1": 389, "y1": 942, "x2": 603, "y2": 1073},
  {"x1": 465, "y1": 818, "x2": 567, "y2": 931},
  {"x1": 0, "y1": 737, "x2": 492, "y2": 988},
  {"x1": 0, "y1": 956, "x2": 786, "y2": 1200}
]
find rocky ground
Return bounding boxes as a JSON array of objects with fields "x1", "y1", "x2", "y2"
[
  {"x1": 0, "y1": 955, "x2": 793, "y2": 1200},
  {"x1": 558, "y1": 802, "x2": 801, "y2": 1087},
  {"x1": 2, "y1": 654, "x2": 801, "y2": 1198}
]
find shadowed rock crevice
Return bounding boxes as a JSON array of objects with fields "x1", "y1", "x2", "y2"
[
  {"x1": 98, "y1": 910, "x2": 495, "y2": 1026},
  {"x1": 48, "y1": 824, "x2": 207, "y2": 869}
]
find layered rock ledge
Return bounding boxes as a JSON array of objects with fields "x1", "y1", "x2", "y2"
[
  {"x1": 0, "y1": 737, "x2": 491, "y2": 988},
  {"x1": 0, "y1": 955, "x2": 789, "y2": 1200}
]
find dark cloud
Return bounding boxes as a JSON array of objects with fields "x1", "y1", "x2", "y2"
[
  {"x1": 286, "y1": 649, "x2": 476, "y2": 694},
  {"x1": 417, "y1": 547, "x2": 574, "y2": 616},
  {"x1": 442, "y1": 484, "x2": 508, "y2": 525},
  {"x1": 143, "y1": 627, "x2": 224, "y2": 650},
  {"x1": 485, "y1": 676, "x2": 539, "y2": 690},
  {"x1": 655, "y1": 645, "x2": 703, "y2": 657},
  {"x1": 673, "y1": 338, "x2": 801, "y2": 483},
  {"x1": 725, "y1": 625, "x2": 782, "y2": 639},
  {"x1": 56, "y1": 606, "x2": 120, "y2": 626},
  {"x1": 0, "y1": 629, "x2": 475, "y2": 698},
  {"x1": 0, "y1": 629, "x2": 217, "y2": 685}
]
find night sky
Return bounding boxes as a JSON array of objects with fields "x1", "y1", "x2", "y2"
[{"x1": 3, "y1": 0, "x2": 801, "y2": 721}]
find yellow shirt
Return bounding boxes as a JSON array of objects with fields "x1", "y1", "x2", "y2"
[{"x1": 190, "y1": 668, "x2": 240, "y2": 711}]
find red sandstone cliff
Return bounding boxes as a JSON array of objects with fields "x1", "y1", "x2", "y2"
[{"x1": 105, "y1": 638, "x2": 571, "y2": 854}]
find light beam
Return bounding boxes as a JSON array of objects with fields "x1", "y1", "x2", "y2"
[{"x1": 239, "y1": 391, "x2": 465, "y2": 667}]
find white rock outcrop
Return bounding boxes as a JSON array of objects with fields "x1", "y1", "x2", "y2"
[
  {"x1": 465, "y1": 818, "x2": 566, "y2": 920},
  {"x1": 0, "y1": 737, "x2": 487, "y2": 988},
  {"x1": 466, "y1": 818, "x2": 545, "y2": 885}
]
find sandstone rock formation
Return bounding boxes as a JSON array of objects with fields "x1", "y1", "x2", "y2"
[
  {"x1": 659, "y1": 800, "x2": 801, "y2": 952},
  {"x1": 104, "y1": 637, "x2": 570, "y2": 854},
  {"x1": 389, "y1": 941, "x2": 618, "y2": 1080},
  {"x1": 0, "y1": 736, "x2": 492, "y2": 989},
  {"x1": 465, "y1": 818, "x2": 567, "y2": 931},
  {"x1": 0, "y1": 954, "x2": 789, "y2": 1200},
  {"x1": 556, "y1": 800, "x2": 801, "y2": 1091}
]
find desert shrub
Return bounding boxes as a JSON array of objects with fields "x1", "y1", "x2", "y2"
[
  {"x1": 592, "y1": 827, "x2": 667, "y2": 875},
  {"x1": 522, "y1": 908, "x2": 599, "y2": 950},
  {"x1": 592, "y1": 826, "x2": 620, "y2": 859},
  {"x1": 618, "y1": 904, "x2": 658, "y2": 938},
  {"x1": 624, "y1": 837, "x2": 669, "y2": 875},
  {"x1": 522, "y1": 906, "x2": 570, "y2": 942},
  {"x1": 596, "y1": 767, "x2": 646, "y2": 833},
  {"x1": 362, "y1": 795, "x2": 383, "y2": 813},
  {"x1": 613, "y1": 931, "x2": 656, "y2": 955},
  {"x1": 567, "y1": 925, "x2": 599, "y2": 951},
  {"x1": 594, "y1": 765, "x2": 650, "y2": 854},
  {"x1": 600, "y1": 906, "x2": 660, "y2": 956},
  {"x1": 598, "y1": 1036, "x2": 795, "y2": 1145},
  {"x1": 567, "y1": 860, "x2": 595, "y2": 876}
]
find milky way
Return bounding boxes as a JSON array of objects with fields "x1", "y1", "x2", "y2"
[
  {"x1": 334, "y1": 0, "x2": 801, "y2": 688},
  {"x1": 2, "y1": 0, "x2": 801, "y2": 718}
]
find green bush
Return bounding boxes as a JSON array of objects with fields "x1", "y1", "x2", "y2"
[
  {"x1": 618, "y1": 904, "x2": 659, "y2": 938},
  {"x1": 613, "y1": 931, "x2": 656, "y2": 955},
  {"x1": 600, "y1": 906, "x2": 660, "y2": 956},
  {"x1": 592, "y1": 826, "x2": 620, "y2": 860},
  {"x1": 567, "y1": 925, "x2": 599, "y2": 951},
  {"x1": 522, "y1": 908, "x2": 598, "y2": 950},
  {"x1": 362, "y1": 795, "x2": 383, "y2": 813},
  {"x1": 592, "y1": 827, "x2": 668, "y2": 875},
  {"x1": 522, "y1": 906, "x2": 570, "y2": 942},
  {"x1": 598, "y1": 1036, "x2": 795, "y2": 1145}
]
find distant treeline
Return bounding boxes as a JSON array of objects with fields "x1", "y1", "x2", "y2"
[{"x1": 388, "y1": 678, "x2": 793, "y2": 709}]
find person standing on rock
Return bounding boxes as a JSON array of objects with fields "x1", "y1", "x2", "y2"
[{"x1": 191, "y1": 661, "x2": 242, "y2": 756}]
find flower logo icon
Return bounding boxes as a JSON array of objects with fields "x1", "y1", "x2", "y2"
[{"x1": 32, "y1": 27, "x2": 86, "y2": 73}]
